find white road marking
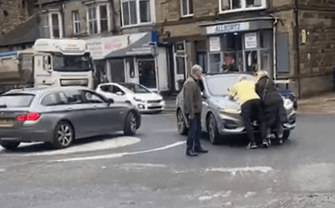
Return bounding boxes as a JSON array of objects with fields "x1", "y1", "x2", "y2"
[
  {"x1": 0, "y1": 169, "x2": 5, "y2": 172},
  {"x1": 205, "y1": 166, "x2": 274, "y2": 176},
  {"x1": 151, "y1": 128, "x2": 178, "y2": 133},
  {"x1": 198, "y1": 191, "x2": 232, "y2": 201},
  {"x1": 111, "y1": 163, "x2": 167, "y2": 171},
  {"x1": 4, "y1": 137, "x2": 141, "y2": 156},
  {"x1": 51, "y1": 141, "x2": 186, "y2": 162}
]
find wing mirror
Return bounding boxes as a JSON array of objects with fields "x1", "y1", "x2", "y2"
[
  {"x1": 201, "y1": 92, "x2": 207, "y2": 99},
  {"x1": 116, "y1": 91, "x2": 123, "y2": 96},
  {"x1": 107, "y1": 98, "x2": 114, "y2": 106}
]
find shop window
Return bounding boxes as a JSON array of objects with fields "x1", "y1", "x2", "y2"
[
  {"x1": 138, "y1": 59, "x2": 156, "y2": 88},
  {"x1": 260, "y1": 30, "x2": 272, "y2": 49},
  {"x1": 245, "y1": 51, "x2": 258, "y2": 72},
  {"x1": 109, "y1": 59, "x2": 125, "y2": 83},
  {"x1": 126, "y1": 58, "x2": 135, "y2": 78},
  {"x1": 87, "y1": 4, "x2": 110, "y2": 34},
  {"x1": 197, "y1": 52, "x2": 208, "y2": 73},
  {"x1": 222, "y1": 33, "x2": 242, "y2": 51},
  {"x1": 181, "y1": 0, "x2": 194, "y2": 17},
  {"x1": 72, "y1": 11, "x2": 81, "y2": 35},
  {"x1": 209, "y1": 53, "x2": 221, "y2": 73},
  {"x1": 260, "y1": 50, "x2": 271, "y2": 73},
  {"x1": 176, "y1": 56, "x2": 186, "y2": 75},
  {"x1": 220, "y1": 0, "x2": 266, "y2": 12},
  {"x1": 122, "y1": 0, "x2": 152, "y2": 27}
]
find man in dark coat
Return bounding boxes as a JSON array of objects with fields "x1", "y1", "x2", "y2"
[
  {"x1": 183, "y1": 64, "x2": 208, "y2": 156},
  {"x1": 255, "y1": 70, "x2": 284, "y2": 141}
]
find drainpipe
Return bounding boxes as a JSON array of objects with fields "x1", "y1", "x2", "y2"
[
  {"x1": 270, "y1": 14, "x2": 279, "y2": 81},
  {"x1": 295, "y1": 0, "x2": 301, "y2": 98},
  {"x1": 60, "y1": 2, "x2": 65, "y2": 38}
]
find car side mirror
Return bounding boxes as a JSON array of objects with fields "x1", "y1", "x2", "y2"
[
  {"x1": 116, "y1": 91, "x2": 123, "y2": 96},
  {"x1": 107, "y1": 98, "x2": 114, "y2": 106},
  {"x1": 201, "y1": 92, "x2": 206, "y2": 99}
]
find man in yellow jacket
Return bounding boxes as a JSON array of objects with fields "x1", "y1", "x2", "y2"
[{"x1": 229, "y1": 75, "x2": 268, "y2": 149}]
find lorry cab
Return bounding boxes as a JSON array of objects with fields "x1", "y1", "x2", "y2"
[{"x1": 32, "y1": 38, "x2": 94, "y2": 89}]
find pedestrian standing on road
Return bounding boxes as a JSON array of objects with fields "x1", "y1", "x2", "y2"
[
  {"x1": 229, "y1": 75, "x2": 268, "y2": 149},
  {"x1": 183, "y1": 64, "x2": 209, "y2": 157},
  {"x1": 255, "y1": 70, "x2": 284, "y2": 143}
]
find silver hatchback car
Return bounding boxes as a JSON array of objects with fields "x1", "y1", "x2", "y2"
[
  {"x1": 0, "y1": 87, "x2": 141, "y2": 150},
  {"x1": 176, "y1": 73, "x2": 296, "y2": 144}
]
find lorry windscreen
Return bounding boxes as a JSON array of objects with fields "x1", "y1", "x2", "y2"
[{"x1": 53, "y1": 53, "x2": 92, "y2": 72}]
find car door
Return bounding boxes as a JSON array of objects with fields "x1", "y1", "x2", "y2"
[
  {"x1": 80, "y1": 90, "x2": 124, "y2": 134},
  {"x1": 62, "y1": 89, "x2": 99, "y2": 138},
  {"x1": 111, "y1": 85, "x2": 128, "y2": 103}
]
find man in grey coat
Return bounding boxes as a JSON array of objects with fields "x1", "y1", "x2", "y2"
[{"x1": 183, "y1": 65, "x2": 208, "y2": 157}]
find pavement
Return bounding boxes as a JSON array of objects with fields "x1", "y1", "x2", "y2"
[{"x1": 164, "y1": 91, "x2": 335, "y2": 115}]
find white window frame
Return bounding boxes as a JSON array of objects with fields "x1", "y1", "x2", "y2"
[
  {"x1": 219, "y1": 0, "x2": 267, "y2": 13},
  {"x1": 121, "y1": 0, "x2": 154, "y2": 28},
  {"x1": 41, "y1": 11, "x2": 63, "y2": 38},
  {"x1": 86, "y1": 3, "x2": 111, "y2": 35},
  {"x1": 72, "y1": 11, "x2": 81, "y2": 35},
  {"x1": 180, "y1": 0, "x2": 194, "y2": 17}
]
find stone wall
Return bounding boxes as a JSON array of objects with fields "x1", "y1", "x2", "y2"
[{"x1": 0, "y1": 0, "x2": 35, "y2": 35}]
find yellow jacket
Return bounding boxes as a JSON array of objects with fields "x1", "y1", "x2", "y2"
[{"x1": 229, "y1": 80, "x2": 260, "y2": 106}]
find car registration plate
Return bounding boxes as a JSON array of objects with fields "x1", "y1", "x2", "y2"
[{"x1": 0, "y1": 119, "x2": 13, "y2": 127}]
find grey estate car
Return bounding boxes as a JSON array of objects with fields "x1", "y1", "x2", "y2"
[
  {"x1": 0, "y1": 86, "x2": 141, "y2": 150},
  {"x1": 176, "y1": 73, "x2": 296, "y2": 144}
]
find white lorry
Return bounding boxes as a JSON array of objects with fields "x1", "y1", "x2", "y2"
[{"x1": 0, "y1": 38, "x2": 94, "y2": 94}]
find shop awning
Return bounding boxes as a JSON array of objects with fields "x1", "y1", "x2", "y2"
[
  {"x1": 105, "y1": 32, "x2": 154, "y2": 58},
  {"x1": 0, "y1": 15, "x2": 41, "y2": 47}
]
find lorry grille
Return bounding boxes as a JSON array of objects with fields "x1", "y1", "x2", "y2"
[{"x1": 60, "y1": 79, "x2": 88, "y2": 87}]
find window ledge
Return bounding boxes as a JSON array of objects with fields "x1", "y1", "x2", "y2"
[
  {"x1": 219, "y1": 7, "x2": 267, "y2": 14},
  {"x1": 121, "y1": 22, "x2": 155, "y2": 29},
  {"x1": 180, "y1": 14, "x2": 194, "y2": 19}
]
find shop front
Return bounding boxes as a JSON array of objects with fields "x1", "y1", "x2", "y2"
[
  {"x1": 86, "y1": 32, "x2": 169, "y2": 92},
  {"x1": 199, "y1": 18, "x2": 275, "y2": 77}
]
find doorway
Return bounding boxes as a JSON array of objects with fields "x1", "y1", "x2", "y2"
[{"x1": 138, "y1": 58, "x2": 156, "y2": 88}]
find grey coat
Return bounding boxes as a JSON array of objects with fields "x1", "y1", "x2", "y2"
[{"x1": 183, "y1": 77, "x2": 202, "y2": 118}]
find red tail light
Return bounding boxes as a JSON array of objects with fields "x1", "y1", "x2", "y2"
[{"x1": 17, "y1": 112, "x2": 40, "y2": 122}]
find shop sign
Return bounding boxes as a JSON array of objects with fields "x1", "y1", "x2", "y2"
[
  {"x1": 207, "y1": 22, "x2": 249, "y2": 34},
  {"x1": 86, "y1": 36, "x2": 128, "y2": 59},
  {"x1": 245, "y1": 32, "x2": 257, "y2": 49},
  {"x1": 209, "y1": 36, "x2": 221, "y2": 52}
]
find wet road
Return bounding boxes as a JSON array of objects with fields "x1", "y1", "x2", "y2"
[{"x1": 0, "y1": 112, "x2": 335, "y2": 207}]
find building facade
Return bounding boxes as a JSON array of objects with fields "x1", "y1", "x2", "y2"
[
  {"x1": 156, "y1": 0, "x2": 335, "y2": 97},
  {"x1": 33, "y1": 0, "x2": 170, "y2": 93}
]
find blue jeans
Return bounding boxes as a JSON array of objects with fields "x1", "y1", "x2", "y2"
[{"x1": 186, "y1": 114, "x2": 201, "y2": 151}]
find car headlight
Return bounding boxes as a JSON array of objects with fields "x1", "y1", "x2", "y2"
[
  {"x1": 220, "y1": 105, "x2": 241, "y2": 114},
  {"x1": 133, "y1": 97, "x2": 144, "y2": 102},
  {"x1": 283, "y1": 99, "x2": 293, "y2": 109}
]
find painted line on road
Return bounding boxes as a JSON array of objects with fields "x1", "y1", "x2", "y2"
[
  {"x1": 50, "y1": 141, "x2": 186, "y2": 162},
  {"x1": 1, "y1": 137, "x2": 141, "y2": 156},
  {"x1": 205, "y1": 166, "x2": 274, "y2": 176},
  {"x1": 0, "y1": 168, "x2": 5, "y2": 172}
]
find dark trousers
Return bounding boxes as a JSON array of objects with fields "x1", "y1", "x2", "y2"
[
  {"x1": 241, "y1": 99, "x2": 267, "y2": 143},
  {"x1": 186, "y1": 114, "x2": 201, "y2": 151}
]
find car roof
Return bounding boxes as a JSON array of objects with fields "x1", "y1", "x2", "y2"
[
  {"x1": 3, "y1": 86, "x2": 92, "y2": 96},
  {"x1": 203, "y1": 71, "x2": 254, "y2": 77}
]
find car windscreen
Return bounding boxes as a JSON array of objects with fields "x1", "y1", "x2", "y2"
[
  {"x1": 0, "y1": 93, "x2": 35, "y2": 108},
  {"x1": 206, "y1": 75, "x2": 256, "y2": 96},
  {"x1": 121, "y1": 84, "x2": 151, "y2": 94}
]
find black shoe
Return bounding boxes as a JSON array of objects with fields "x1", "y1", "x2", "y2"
[
  {"x1": 262, "y1": 139, "x2": 269, "y2": 148},
  {"x1": 194, "y1": 147, "x2": 208, "y2": 153},
  {"x1": 246, "y1": 142, "x2": 257, "y2": 149},
  {"x1": 186, "y1": 150, "x2": 198, "y2": 157}
]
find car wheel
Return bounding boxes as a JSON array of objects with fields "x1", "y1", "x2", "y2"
[
  {"x1": 177, "y1": 109, "x2": 188, "y2": 135},
  {"x1": 207, "y1": 114, "x2": 219, "y2": 144},
  {"x1": 53, "y1": 121, "x2": 74, "y2": 149},
  {"x1": 0, "y1": 141, "x2": 20, "y2": 150},
  {"x1": 124, "y1": 111, "x2": 137, "y2": 136}
]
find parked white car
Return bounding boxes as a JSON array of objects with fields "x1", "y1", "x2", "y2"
[{"x1": 96, "y1": 82, "x2": 165, "y2": 113}]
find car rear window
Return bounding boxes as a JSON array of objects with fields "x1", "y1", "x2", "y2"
[{"x1": 0, "y1": 93, "x2": 35, "y2": 108}]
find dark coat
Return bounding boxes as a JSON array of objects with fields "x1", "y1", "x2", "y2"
[{"x1": 255, "y1": 76, "x2": 283, "y2": 126}]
